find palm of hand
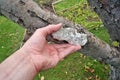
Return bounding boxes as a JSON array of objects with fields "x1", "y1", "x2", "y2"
[
  {"x1": 23, "y1": 35, "x2": 77, "y2": 71},
  {"x1": 21, "y1": 24, "x2": 80, "y2": 71}
]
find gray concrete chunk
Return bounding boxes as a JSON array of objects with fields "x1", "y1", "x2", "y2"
[{"x1": 52, "y1": 28, "x2": 87, "y2": 46}]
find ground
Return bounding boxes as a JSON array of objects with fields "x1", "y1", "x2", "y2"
[{"x1": 0, "y1": 0, "x2": 110, "y2": 80}]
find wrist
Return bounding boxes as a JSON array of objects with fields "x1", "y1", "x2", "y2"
[
  {"x1": 18, "y1": 48, "x2": 44, "y2": 72},
  {"x1": 17, "y1": 49, "x2": 38, "y2": 72},
  {"x1": 0, "y1": 49, "x2": 38, "y2": 80}
]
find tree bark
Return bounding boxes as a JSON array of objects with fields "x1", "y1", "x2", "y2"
[
  {"x1": 87, "y1": 0, "x2": 120, "y2": 79},
  {"x1": 0, "y1": 0, "x2": 120, "y2": 79},
  {"x1": 87, "y1": 0, "x2": 120, "y2": 49}
]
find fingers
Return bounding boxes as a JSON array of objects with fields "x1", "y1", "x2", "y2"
[
  {"x1": 40, "y1": 23, "x2": 62, "y2": 36},
  {"x1": 58, "y1": 45, "x2": 81, "y2": 59},
  {"x1": 53, "y1": 44, "x2": 72, "y2": 49}
]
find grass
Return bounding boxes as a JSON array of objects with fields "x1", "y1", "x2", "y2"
[
  {"x1": 0, "y1": 0, "x2": 110, "y2": 80},
  {"x1": 0, "y1": 16, "x2": 25, "y2": 62},
  {"x1": 37, "y1": 53, "x2": 109, "y2": 80},
  {"x1": 53, "y1": 0, "x2": 81, "y2": 11}
]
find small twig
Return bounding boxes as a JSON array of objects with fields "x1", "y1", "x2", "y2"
[{"x1": 52, "y1": 0, "x2": 63, "y2": 14}]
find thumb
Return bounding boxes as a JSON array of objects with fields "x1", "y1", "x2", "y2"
[{"x1": 42, "y1": 23, "x2": 62, "y2": 36}]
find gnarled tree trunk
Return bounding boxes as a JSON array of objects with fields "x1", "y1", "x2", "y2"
[{"x1": 0, "y1": 0, "x2": 120, "y2": 79}]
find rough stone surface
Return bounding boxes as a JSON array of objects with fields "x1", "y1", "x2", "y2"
[{"x1": 52, "y1": 28, "x2": 87, "y2": 46}]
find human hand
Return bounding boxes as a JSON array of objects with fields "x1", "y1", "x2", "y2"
[{"x1": 21, "y1": 23, "x2": 81, "y2": 72}]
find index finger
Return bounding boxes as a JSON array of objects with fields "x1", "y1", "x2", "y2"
[{"x1": 41, "y1": 23, "x2": 62, "y2": 36}]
